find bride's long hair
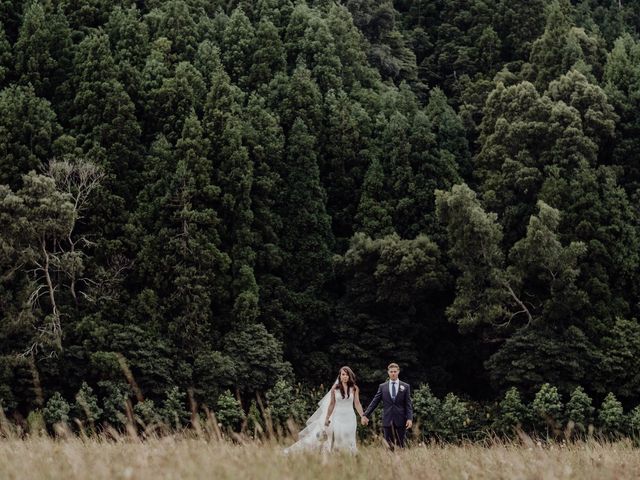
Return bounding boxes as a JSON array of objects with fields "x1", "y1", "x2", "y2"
[{"x1": 336, "y1": 366, "x2": 357, "y2": 399}]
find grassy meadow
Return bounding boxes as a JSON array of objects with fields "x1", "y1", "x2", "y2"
[{"x1": 0, "y1": 434, "x2": 639, "y2": 480}]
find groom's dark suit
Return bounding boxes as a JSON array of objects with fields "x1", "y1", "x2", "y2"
[{"x1": 364, "y1": 380, "x2": 413, "y2": 448}]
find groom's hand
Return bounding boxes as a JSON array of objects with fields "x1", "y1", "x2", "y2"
[
  {"x1": 361, "y1": 416, "x2": 369, "y2": 426},
  {"x1": 405, "y1": 420, "x2": 413, "y2": 429}
]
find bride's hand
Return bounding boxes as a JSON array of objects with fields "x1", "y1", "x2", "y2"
[{"x1": 324, "y1": 419, "x2": 330, "y2": 427}]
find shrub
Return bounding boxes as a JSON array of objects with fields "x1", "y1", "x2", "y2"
[
  {"x1": 598, "y1": 392, "x2": 624, "y2": 437},
  {"x1": 531, "y1": 383, "x2": 563, "y2": 437},
  {"x1": 565, "y1": 386, "x2": 594, "y2": 436},
  {"x1": 216, "y1": 390, "x2": 244, "y2": 431},
  {"x1": 494, "y1": 387, "x2": 527, "y2": 435},
  {"x1": 43, "y1": 392, "x2": 71, "y2": 427},
  {"x1": 74, "y1": 382, "x2": 103, "y2": 428},
  {"x1": 161, "y1": 386, "x2": 189, "y2": 429}
]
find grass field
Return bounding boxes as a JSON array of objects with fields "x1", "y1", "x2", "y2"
[{"x1": 0, "y1": 435, "x2": 639, "y2": 480}]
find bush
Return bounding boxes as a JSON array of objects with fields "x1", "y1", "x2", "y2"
[
  {"x1": 43, "y1": 392, "x2": 71, "y2": 427},
  {"x1": 413, "y1": 383, "x2": 441, "y2": 438},
  {"x1": 133, "y1": 399, "x2": 162, "y2": 427},
  {"x1": 215, "y1": 390, "x2": 244, "y2": 431},
  {"x1": 74, "y1": 382, "x2": 103, "y2": 428},
  {"x1": 598, "y1": 392, "x2": 624, "y2": 437},
  {"x1": 531, "y1": 383, "x2": 563, "y2": 437},
  {"x1": 565, "y1": 386, "x2": 594, "y2": 436},
  {"x1": 247, "y1": 400, "x2": 263, "y2": 437},
  {"x1": 494, "y1": 387, "x2": 527, "y2": 435},
  {"x1": 439, "y1": 393, "x2": 469, "y2": 442},
  {"x1": 26, "y1": 410, "x2": 46, "y2": 436},
  {"x1": 265, "y1": 379, "x2": 307, "y2": 430},
  {"x1": 99, "y1": 381, "x2": 129, "y2": 427},
  {"x1": 161, "y1": 386, "x2": 189, "y2": 430}
]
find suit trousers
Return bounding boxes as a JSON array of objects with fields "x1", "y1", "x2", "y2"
[{"x1": 383, "y1": 424, "x2": 406, "y2": 449}]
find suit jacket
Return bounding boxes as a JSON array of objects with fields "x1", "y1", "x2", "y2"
[{"x1": 364, "y1": 380, "x2": 413, "y2": 427}]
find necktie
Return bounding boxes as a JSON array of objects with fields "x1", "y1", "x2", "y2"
[{"x1": 391, "y1": 381, "x2": 396, "y2": 400}]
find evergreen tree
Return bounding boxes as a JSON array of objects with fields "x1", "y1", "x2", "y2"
[
  {"x1": 161, "y1": 386, "x2": 189, "y2": 429},
  {"x1": 531, "y1": 383, "x2": 563, "y2": 436},
  {"x1": 221, "y1": 7, "x2": 255, "y2": 88},
  {"x1": 565, "y1": 386, "x2": 594, "y2": 436},
  {"x1": 14, "y1": 2, "x2": 72, "y2": 100},
  {"x1": 0, "y1": 22, "x2": 12, "y2": 87},
  {"x1": 0, "y1": 85, "x2": 60, "y2": 188},
  {"x1": 71, "y1": 32, "x2": 142, "y2": 203},
  {"x1": 249, "y1": 19, "x2": 286, "y2": 88},
  {"x1": 598, "y1": 392, "x2": 625, "y2": 437},
  {"x1": 495, "y1": 387, "x2": 528, "y2": 435},
  {"x1": 215, "y1": 390, "x2": 244, "y2": 430},
  {"x1": 43, "y1": 392, "x2": 71, "y2": 427},
  {"x1": 73, "y1": 382, "x2": 103, "y2": 427}
]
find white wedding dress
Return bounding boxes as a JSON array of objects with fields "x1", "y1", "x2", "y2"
[{"x1": 284, "y1": 385, "x2": 357, "y2": 454}]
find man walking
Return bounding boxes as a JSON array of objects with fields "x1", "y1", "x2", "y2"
[{"x1": 362, "y1": 363, "x2": 413, "y2": 449}]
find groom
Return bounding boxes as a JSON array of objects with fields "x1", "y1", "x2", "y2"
[{"x1": 362, "y1": 362, "x2": 413, "y2": 449}]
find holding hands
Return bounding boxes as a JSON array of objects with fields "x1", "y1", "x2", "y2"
[{"x1": 360, "y1": 415, "x2": 369, "y2": 426}]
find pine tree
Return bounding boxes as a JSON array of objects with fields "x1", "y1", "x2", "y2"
[
  {"x1": 0, "y1": 21, "x2": 12, "y2": 87},
  {"x1": 161, "y1": 386, "x2": 189, "y2": 429},
  {"x1": 0, "y1": 85, "x2": 60, "y2": 188},
  {"x1": 14, "y1": 2, "x2": 72, "y2": 100},
  {"x1": 73, "y1": 382, "x2": 103, "y2": 427},
  {"x1": 495, "y1": 387, "x2": 528, "y2": 435},
  {"x1": 320, "y1": 91, "x2": 372, "y2": 246},
  {"x1": 565, "y1": 386, "x2": 594, "y2": 436},
  {"x1": 355, "y1": 157, "x2": 394, "y2": 238},
  {"x1": 215, "y1": 390, "x2": 244, "y2": 430},
  {"x1": 221, "y1": 7, "x2": 255, "y2": 88},
  {"x1": 152, "y1": 0, "x2": 199, "y2": 60},
  {"x1": 279, "y1": 119, "x2": 333, "y2": 290},
  {"x1": 71, "y1": 32, "x2": 142, "y2": 203},
  {"x1": 248, "y1": 19, "x2": 286, "y2": 88},
  {"x1": 531, "y1": 383, "x2": 563, "y2": 436},
  {"x1": 598, "y1": 392, "x2": 625, "y2": 437}
]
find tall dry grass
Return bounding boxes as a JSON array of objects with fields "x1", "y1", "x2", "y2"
[{"x1": 0, "y1": 432, "x2": 639, "y2": 480}]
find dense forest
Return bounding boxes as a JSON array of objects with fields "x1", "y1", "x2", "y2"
[{"x1": 2, "y1": 0, "x2": 640, "y2": 433}]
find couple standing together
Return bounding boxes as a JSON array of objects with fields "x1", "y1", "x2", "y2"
[{"x1": 285, "y1": 363, "x2": 413, "y2": 453}]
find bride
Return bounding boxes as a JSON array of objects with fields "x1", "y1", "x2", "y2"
[{"x1": 284, "y1": 366, "x2": 365, "y2": 454}]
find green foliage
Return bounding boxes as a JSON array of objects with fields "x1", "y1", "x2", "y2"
[
  {"x1": 14, "y1": 2, "x2": 72, "y2": 99},
  {"x1": 215, "y1": 390, "x2": 244, "y2": 430},
  {"x1": 223, "y1": 323, "x2": 291, "y2": 393},
  {"x1": 246, "y1": 399, "x2": 263, "y2": 437},
  {"x1": 99, "y1": 381, "x2": 129, "y2": 427},
  {"x1": 73, "y1": 382, "x2": 103, "y2": 426},
  {"x1": 438, "y1": 393, "x2": 470, "y2": 442},
  {"x1": 133, "y1": 399, "x2": 162, "y2": 427},
  {"x1": 161, "y1": 386, "x2": 190, "y2": 429},
  {"x1": 598, "y1": 392, "x2": 624, "y2": 437},
  {"x1": 0, "y1": 85, "x2": 60, "y2": 188},
  {"x1": 413, "y1": 384, "x2": 441, "y2": 437},
  {"x1": 1, "y1": 0, "x2": 640, "y2": 440},
  {"x1": 565, "y1": 386, "x2": 594, "y2": 436},
  {"x1": 265, "y1": 379, "x2": 307, "y2": 429},
  {"x1": 628, "y1": 405, "x2": 640, "y2": 436},
  {"x1": 435, "y1": 184, "x2": 509, "y2": 331},
  {"x1": 412, "y1": 385, "x2": 468, "y2": 442},
  {"x1": 43, "y1": 393, "x2": 71, "y2": 427},
  {"x1": 495, "y1": 387, "x2": 528, "y2": 435},
  {"x1": 531, "y1": 383, "x2": 563, "y2": 436},
  {"x1": 26, "y1": 410, "x2": 46, "y2": 436}
]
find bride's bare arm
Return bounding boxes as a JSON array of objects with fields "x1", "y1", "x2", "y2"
[
  {"x1": 324, "y1": 387, "x2": 336, "y2": 425},
  {"x1": 354, "y1": 386, "x2": 365, "y2": 417}
]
